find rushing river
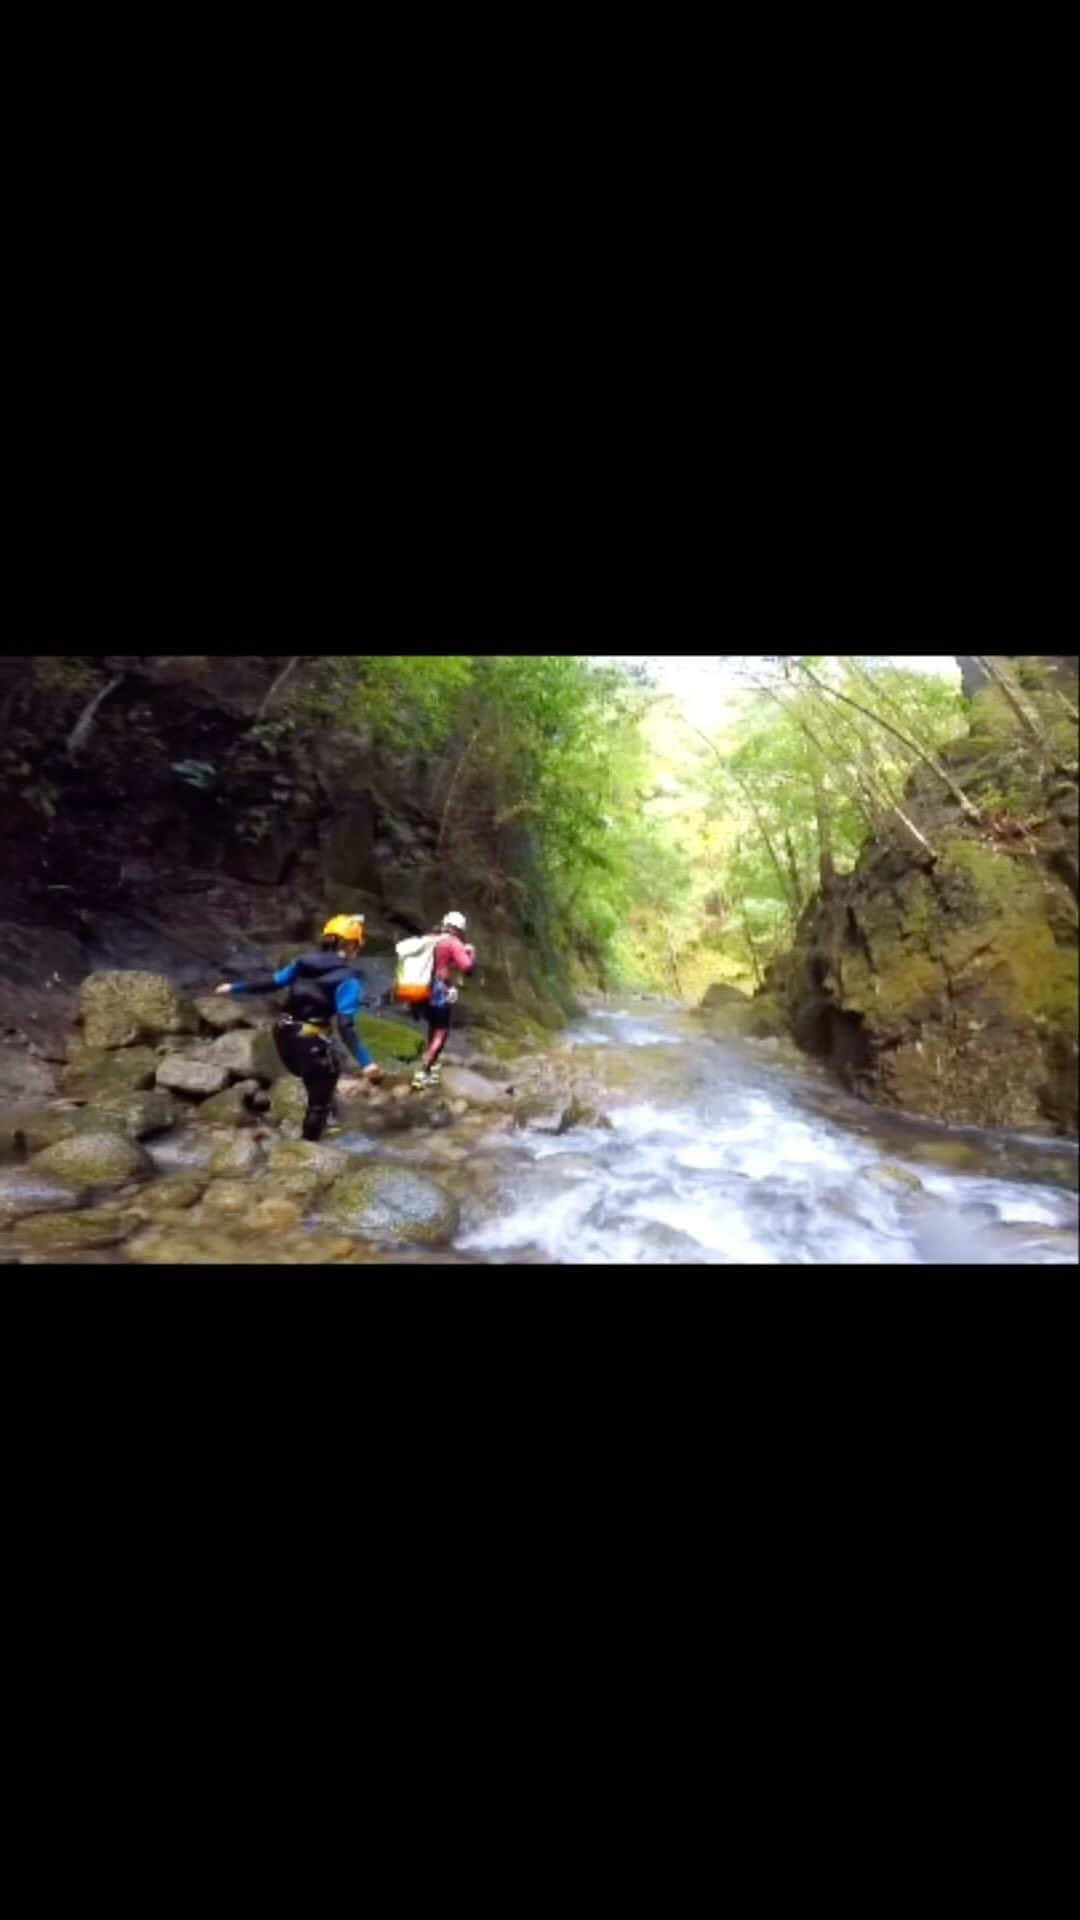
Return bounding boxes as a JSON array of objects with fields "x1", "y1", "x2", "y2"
[{"x1": 392, "y1": 1000, "x2": 1079, "y2": 1265}]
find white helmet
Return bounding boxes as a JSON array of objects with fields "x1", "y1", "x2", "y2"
[{"x1": 442, "y1": 910, "x2": 467, "y2": 932}]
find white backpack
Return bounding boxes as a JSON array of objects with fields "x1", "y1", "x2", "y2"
[{"x1": 394, "y1": 933, "x2": 439, "y2": 1004}]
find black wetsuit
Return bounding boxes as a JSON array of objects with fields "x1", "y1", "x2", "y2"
[{"x1": 229, "y1": 952, "x2": 371, "y2": 1140}]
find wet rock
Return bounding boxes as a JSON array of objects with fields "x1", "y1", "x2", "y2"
[
  {"x1": 63, "y1": 1046, "x2": 159, "y2": 1098},
  {"x1": 267, "y1": 1140, "x2": 351, "y2": 1187},
  {"x1": 200, "y1": 1029, "x2": 267, "y2": 1080},
  {"x1": 127, "y1": 1223, "x2": 357, "y2": 1264},
  {"x1": 13, "y1": 1207, "x2": 141, "y2": 1251},
  {"x1": 700, "y1": 982, "x2": 750, "y2": 1009},
  {"x1": 244, "y1": 1194, "x2": 305, "y2": 1232},
  {"x1": 326, "y1": 1165, "x2": 459, "y2": 1246},
  {"x1": 137, "y1": 1173, "x2": 209, "y2": 1216},
  {"x1": 194, "y1": 994, "x2": 258, "y2": 1032},
  {"x1": 78, "y1": 970, "x2": 198, "y2": 1049},
  {"x1": 32, "y1": 1130, "x2": 153, "y2": 1187},
  {"x1": 208, "y1": 1136, "x2": 263, "y2": 1179},
  {"x1": 197, "y1": 1180, "x2": 255, "y2": 1221},
  {"x1": 155, "y1": 1056, "x2": 230, "y2": 1097},
  {"x1": 269, "y1": 1077, "x2": 308, "y2": 1128},
  {"x1": 562, "y1": 1096, "x2": 612, "y2": 1131},
  {"x1": 513, "y1": 1093, "x2": 573, "y2": 1134},
  {"x1": 191, "y1": 1081, "x2": 264, "y2": 1126},
  {"x1": 438, "y1": 1066, "x2": 512, "y2": 1107},
  {"x1": 866, "y1": 1163, "x2": 923, "y2": 1192},
  {"x1": 83, "y1": 1088, "x2": 177, "y2": 1140},
  {"x1": 0, "y1": 1170, "x2": 89, "y2": 1224}
]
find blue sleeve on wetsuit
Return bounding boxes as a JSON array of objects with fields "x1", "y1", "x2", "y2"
[
  {"x1": 335, "y1": 976, "x2": 373, "y2": 1068},
  {"x1": 229, "y1": 961, "x2": 298, "y2": 994}
]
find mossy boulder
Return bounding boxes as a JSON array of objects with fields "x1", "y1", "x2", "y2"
[
  {"x1": 137, "y1": 1174, "x2": 209, "y2": 1216},
  {"x1": 32, "y1": 1131, "x2": 153, "y2": 1187},
  {"x1": 78, "y1": 971, "x2": 198, "y2": 1049},
  {"x1": 191, "y1": 1081, "x2": 265, "y2": 1126},
  {"x1": 63, "y1": 1046, "x2": 159, "y2": 1098},
  {"x1": 326, "y1": 1165, "x2": 459, "y2": 1246},
  {"x1": 13, "y1": 1206, "x2": 142, "y2": 1251},
  {"x1": 267, "y1": 1139, "x2": 351, "y2": 1187},
  {"x1": 82, "y1": 1089, "x2": 177, "y2": 1140}
]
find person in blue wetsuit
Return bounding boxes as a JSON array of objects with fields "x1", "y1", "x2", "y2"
[{"x1": 214, "y1": 913, "x2": 381, "y2": 1140}]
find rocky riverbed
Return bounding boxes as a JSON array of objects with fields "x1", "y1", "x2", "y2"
[{"x1": 0, "y1": 975, "x2": 1075, "y2": 1265}]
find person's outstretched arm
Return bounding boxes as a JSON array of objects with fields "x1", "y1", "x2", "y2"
[
  {"x1": 216, "y1": 961, "x2": 298, "y2": 996},
  {"x1": 334, "y1": 976, "x2": 377, "y2": 1072}
]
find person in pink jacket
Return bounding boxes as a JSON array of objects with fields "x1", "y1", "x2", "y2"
[{"x1": 412, "y1": 910, "x2": 476, "y2": 1089}]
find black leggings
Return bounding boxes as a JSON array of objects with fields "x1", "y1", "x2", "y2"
[{"x1": 274, "y1": 1018, "x2": 339, "y2": 1141}]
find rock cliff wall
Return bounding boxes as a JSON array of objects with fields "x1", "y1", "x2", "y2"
[{"x1": 766, "y1": 659, "x2": 1079, "y2": 1136}]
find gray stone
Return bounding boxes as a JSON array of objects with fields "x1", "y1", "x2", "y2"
[
  {"x1": 0, "y1": 1170, "x2": 88, "y2": 1224},
  {"x1": 438, "y1": 1065, "x2": 513, "y2": 1107},
  {"x1": 194, "y1": 994, "x2": 258, "y2": 1032},
  {"x1": 155, "y1": 1056, "x2": 231, "y2": 1096}
]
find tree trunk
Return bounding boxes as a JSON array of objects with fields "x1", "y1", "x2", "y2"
[
  {"x1": 793, "y1": 661, "x2": 982, "y2": 824},
  {"x1": 811, "y1": 767, "x2": 835, "y2": 888},
  {"x1": 975, "y1": 655, "x2": 1049, "y2": 749},
  {"x1": 784, "y1": 830, "x2": 804, "y2": 913}
]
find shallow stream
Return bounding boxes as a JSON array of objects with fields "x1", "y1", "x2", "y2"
[{"x1": 387, "y1": 1000, "x2": 1079, "y2": 1265}]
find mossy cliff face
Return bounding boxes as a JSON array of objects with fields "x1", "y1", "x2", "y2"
[{"x1": 772, "y1": 670, "x2": 1079, "y2": 1136}]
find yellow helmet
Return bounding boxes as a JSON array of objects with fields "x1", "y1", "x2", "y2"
[{"x1": 322, "y1": 913, "x2": 365, "y2": 944}]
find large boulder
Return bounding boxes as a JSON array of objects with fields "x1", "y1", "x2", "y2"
[
  {"x1": 326, "y1": 1165, "x2": 459, "y2": 1247},
  {"x1": 32, "y1": 1130, "x2": 153, "y2": 1187},
  {"x1": 154, "y1": 1056, "x2": 231, "y2": 1097},
  {"x1": 63, "y1": 1046, "x2": 159, "y2": 1098},
  {"x1": 136, "y1": 1173, "x2": 209, "y2": 1216},
  {"x1": 77, "y1": 971, "x2": 198, "y2": 1049}
]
